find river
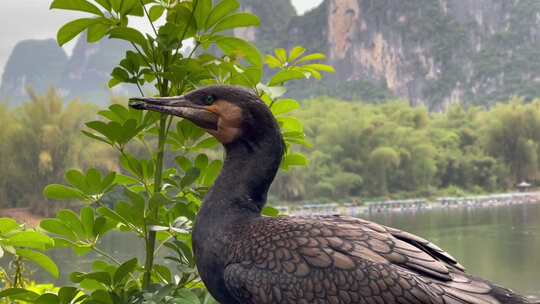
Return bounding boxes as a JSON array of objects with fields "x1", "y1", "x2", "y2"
[
  {"x1": 39, "y1": 203, "x2": 540, "y2": 297},
  {"x1": 367, "y1": 203, "x2": 540, "y2": 297}
]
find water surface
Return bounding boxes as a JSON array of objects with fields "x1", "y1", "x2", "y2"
[
  {"x1": 366, "y1": 203, "x2": 540, "y2": 297},
  {"x1": 35, "y1": 203, "x2": 540, "y2": 297}
]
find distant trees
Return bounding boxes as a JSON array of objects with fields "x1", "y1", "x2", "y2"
[
  {"x1": 272, "y1": 98, "x2": 540, "y2": 201},
  {"x1": 3, "y1": 93, "x2": 540, "y2": 206},
  {"x1": 482, "y1": 100, "x2": 540, "y2": 182},
  {"x1": 368, "y1": 147, "x2": 400, "y2": 195},
  {"x1": 0, "y1": 89, "x2": 113, "y2": 213}
]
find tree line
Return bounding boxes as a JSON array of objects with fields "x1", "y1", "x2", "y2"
[
  {"x1": 271, "y1": 97, "x2": 540, "y2": 201},
  {"x1": 0, "y1": 89, "x2": 116, "y2": 214},
  {"x1": 2, "y1": 92, "x2": 540, "y2": 210}
]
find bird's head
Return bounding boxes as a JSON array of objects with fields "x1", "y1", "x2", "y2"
[{"x1": 129, "y1": 86, "x2": 282, "y2": 147}]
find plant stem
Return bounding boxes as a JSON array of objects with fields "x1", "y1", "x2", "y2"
[
  {"x1": 13, "y1": 255, "x2": 24, "y2": 288},
  {"x1": 142, "y1": 60, "x2": 170, "y2": 288},
  {"x1": 92, "y1": 246, "x2": 122, "y2": 265},
  {"x1": 136, "y1": 82, "x2": 145, "y2": 97},
  {"x1": 140, "y1": 0, "x2": 158, "y2": 37}
]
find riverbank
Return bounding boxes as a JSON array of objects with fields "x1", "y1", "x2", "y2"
[
  {"x1": 2, "y1": 192, "x2": 539, "y2": 226},
  {"x1": 277, "y1": 191, "x2": 540, "y2": 216},
  {"x1": 0, "y1": 207, "x2": 42, "y2": 227}
]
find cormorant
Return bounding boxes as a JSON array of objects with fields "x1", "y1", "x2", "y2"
[{"x1": 130, "y1": 86, "x2": 537, "y2": 304}]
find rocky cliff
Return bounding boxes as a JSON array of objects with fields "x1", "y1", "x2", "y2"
[
  {"x1": 60, "y1": 34, "x2": 132, "y2": 104},
  {"x1": 0, "y1": 39, "x2": 68, "y2": 104},
  {"x1": 2, "y1": 0, "x2": 540, "y2": 108},
  {"x1": 285, "y1": 0, "x2": 540, "y2": 109},
  {"x1": 0, "y1": 34, "x2": 130, "y2": 105}
]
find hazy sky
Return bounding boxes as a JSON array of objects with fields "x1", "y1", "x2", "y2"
[{"x1": 0, "y1": 0, "x2": 323, "y2": 76}]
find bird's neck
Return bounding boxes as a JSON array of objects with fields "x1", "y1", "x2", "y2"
[{"x1": 200, "y1": 134, "x2": 284, "y2": 218}]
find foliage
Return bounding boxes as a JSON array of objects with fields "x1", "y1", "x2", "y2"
[
  {"x1": 1, "y1": 0, "x2": 332, "y2": 303},
  {"x1": 0, "y1": 218, "x2": 57, "y2": 293},
  {"x1": 0, "y1": 89, "x2": 112, "y2": 214},
  {"x1": 272, "y1": 98, "x2": 540, "y2": 201}
]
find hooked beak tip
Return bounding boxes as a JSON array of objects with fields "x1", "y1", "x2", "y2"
[{"x1": 128, "y1": 98, "x2": 146, "y2": 109}]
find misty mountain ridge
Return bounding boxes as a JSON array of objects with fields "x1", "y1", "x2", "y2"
[{"x1": 2, "y1": 0, "x2": 540, "y2": 109}]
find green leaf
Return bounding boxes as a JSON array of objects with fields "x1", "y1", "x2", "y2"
[
  {"x1": 86, "y1": 121, "x2": 124, "y2": 144},
  {"x1": 95, "y1": 0, "x2": 111, "y2": 11},
  {"x1": 270, "y1": 99, "x2": 300, "y2": 115},
  {"x1": 35, "y1": 293, "x2": 60, "y2": 304},
  {"x1": 175, "y1": 156, "x2": 192, "y2": 172},
  {"x1": 7, "y1": 231, "x2": 54, "y2": 250},
  {"x1": 86, "y1": 168, "x2": 102, "y2": 194},
  {"x1": 97, "y1": 207, "x2": 125, "y2": 226},
  {"x1": 278, "y1": 117, "x2": 303, "y2": 132},
  {"x1": 110, "y1": 0, "x2": 122, "y2": 12},
  {"x1": 194, "y1": 0, "x2": 212, "y2": 29},
  {"x1": 90, "y1": 290, "x2": 113, "y2": 304},
  {"x1": 56, "y1": 18, "x2": 97, "y2": 46},
  {"x1": 265, "y1": 55, "x2": 282, "y2": 69},
  {"x1": 78, "y1": 272, "x2": 112, "y2": 286},
  {"x1": 194, "y1": 154, "x2": 209, "y2": 170},
  {"x1": 206, "y1": 0, "x2": 239, "y2": 29},
  {"x1": 109, "y1": 27, "x2": 147, "y2": 47},
  {"x1": 181, "y1": 168, "x2": 200, "y2": 188},
  {"x1": 0, "y1": 218, "x2": 19, "y2": 234},
  {"x1": 81, "y1": 130, "x2": 112, "y2": 145},
  {"x1": 87, "y1": 21, "x2": 110, "y2": 43},
  {"x1": 153, "y1": 264, "x2": 172, "y2": 283},
  {"x1": 80, "y1": 207, "x2": 95, "y2": 238},
  {"x1": 124, "y1": 189, "x2": 145, "y2": 211},
  {"x1": 262, "y1": 206, "x2": 279, "y2": 217},
  {"x1": 303, "y1": 63, "x2": 335, "y2": 73},
  {"x1": 257, "y1": 83, "x2": 286, "y2": 99},
  {"x1": 107, "y1": 78, "x2": 121, "y2": 88},
  {"x1": 113, "y1": 258, "x2": 137, "y2": 285},
  {"x1": 118, "y1": 119, "x2": 140, "y2": 144},
  {"x1": 302, "y1": 67, "x2": 322, "y2": 80},
  {"x1": 100, "y1": 172, "x2": 117, "y2": 192},
  {"x1": 114, "y1": 174, "x2": 139, "y2": 185},
  {"x1": 148, "y1": 5, "x2": 165, "y2": 22},
  {"x1": 43, "y1": 184, "x2": 86, "y2": 201},
  {"x1": 93, "y1": 216, "x2": 113, "y2": 238},
  {"x1": 281, "y1": 153, "x2": 308, "y2": 169},
  {"x1": 149, "y1": 193, "x2": 171, "y2": 209},
  {"x1": 120, "y1": 0, "x2": 143, "y2": 16},
  {"x1": 274, "y1": 48, "x2": 287, "y2": 63},
  {"x1": 212, "y1": 13, "x2": 260, "y2": 33},
  {"x1": 175, "y1": 289, "x2": 200, "y2": 304},
  {"x1": 283, "y1": 131, "x2": 311, "y2": 147},
  {"x1": 50, "y1": 0, "x2": 104, "y2": 16},
  {"x1": 111, "y1": 67, "x2": 130, "y2": 82},
  {"x1": 0, "y1": 288, "x2": 39, "y2": 301},
  {"x1": 65, "y1": 169, "x2": 88, "y2": 193},
  {"x1": 40, "y1": 219, "x2": 77, "y2": 240},
  {"x1": 57, "y1": 209, "x2": 86, "y2": 239},
  {"x1": 296, "y1": 53, "x2": 326, "y2": 64},
  {"x1": 16, "y1": 249, "x2": 59, "y2": 278},
  {"x1": 288, "y1": 46, "x2": 306, "y2": 62},
  {"x1": 214, "y1": 36, "x2": 262, "y2": 67},
  {"x1": 193, "y1": 137, "x2": 219, "y2": 150},
  {"x1": 119, "y1": 153, "x2": 143, "y2": 179},
  {"x1": 268, "y1": 69, "x2": 306, "y2": 86},
  {"x1": 58, "y1": 287, "x2": 79, "y2": 304},
  {"x1": 202, "y1": 160, "x2": 223, "y2": 186}
]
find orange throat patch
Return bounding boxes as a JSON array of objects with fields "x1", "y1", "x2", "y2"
[{"x1": 207, "y1": 100, "x2": 243, "y2": 144}]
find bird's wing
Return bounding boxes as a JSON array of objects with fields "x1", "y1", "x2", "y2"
[{"x1": 224, "y1": 215, "x2": 499, "y2": 304}]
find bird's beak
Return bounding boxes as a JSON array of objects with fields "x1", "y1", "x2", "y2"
[{"x1": 129, "y1": 96, "x2": 219, "y2": 130}]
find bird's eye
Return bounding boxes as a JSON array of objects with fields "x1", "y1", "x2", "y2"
[{"x1": 204, "y1": 95, "x2": 214, "y2": 105}]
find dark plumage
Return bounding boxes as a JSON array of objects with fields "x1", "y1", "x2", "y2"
[{"x1": 130, "y1": 86, "x2": 537, "y2": 304}]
